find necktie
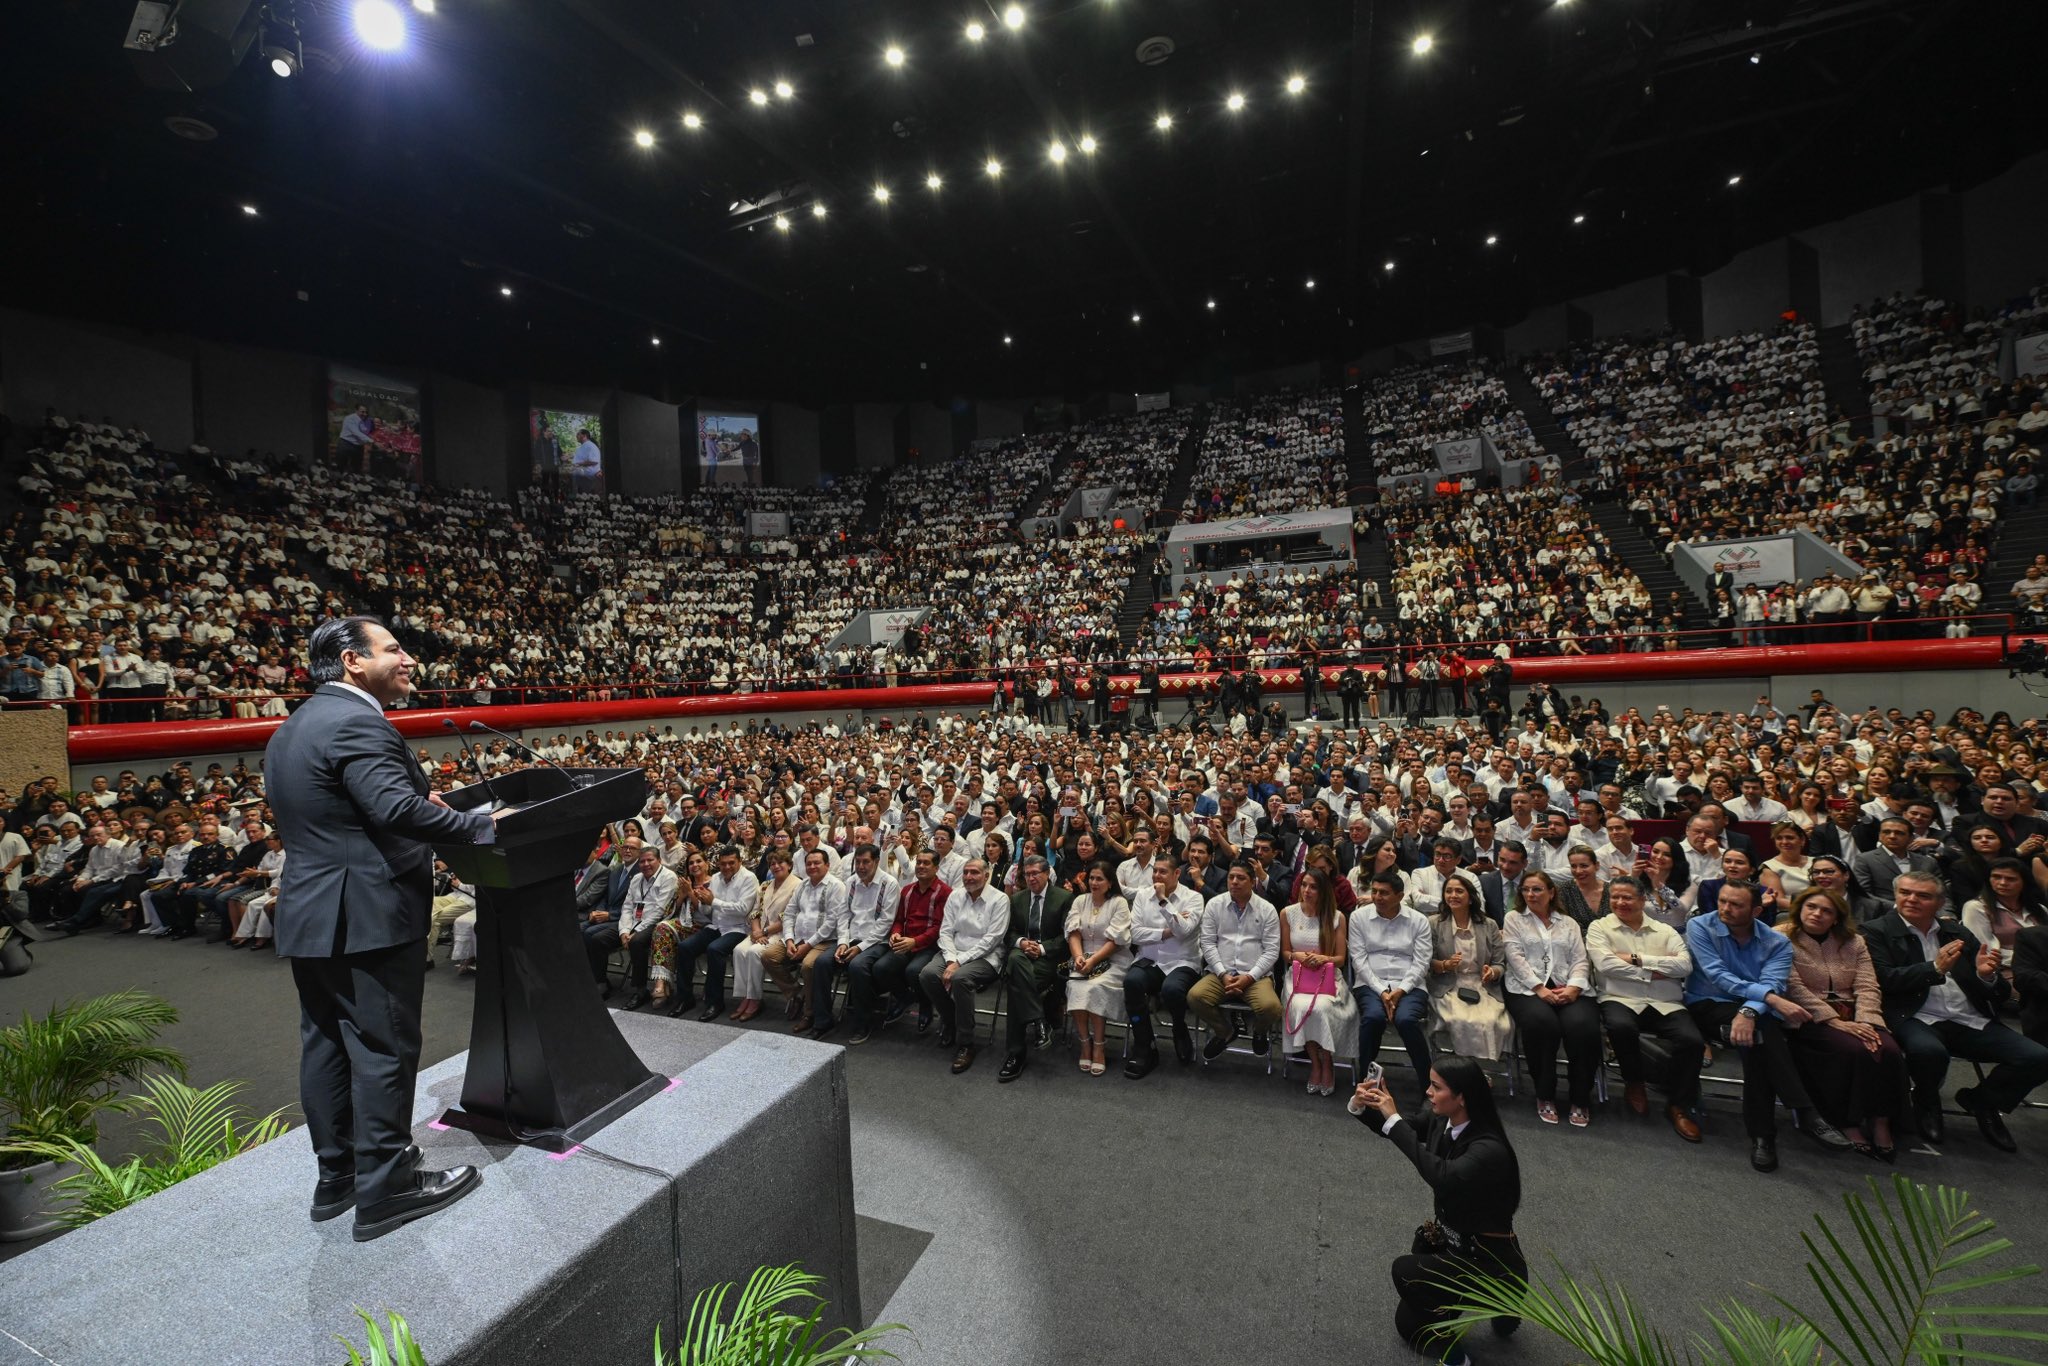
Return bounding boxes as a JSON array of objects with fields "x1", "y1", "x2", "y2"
[
  {"x1": 1292, "y1": 841, "x2": 1307, "y2": 873},
  {"x1": 1032, "y1": 892, "x2": 1043, "y2": 934}
]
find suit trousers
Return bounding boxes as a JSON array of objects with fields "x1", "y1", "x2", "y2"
[
  {"x1": 1359, "y1": 987, "x2": 1436, "y2": 1090},
  {"x1": 1599, "y1": 1001, "x2": 1705, "y2": 1107},
  {"x1": 1392, "y1": 1237, "x2": 1527, "y2": 1358},
  {"x1": 918, "y1": 955, "x2": 1001, "y2": 1039},
  {"x1": 1187, "y1": 974, "x2": 1282, "y2": 1037},
  {"x1": 841, "y1": 942, "x2": 894, "y2": 1030},
  {"x1": 1687, "y1": 1000, "x2": 1816, "y2": 1136},
  {"x1": 290, "y1": 941, "x2": 426, "y2": 1206},
  {"x1": 1122, "y1": 961, "x2": 1200, "y2": 1046},
  {"x1": 1892, "y1": 1015, "x2": 2048, "y2": 1115},
  {"x1": 1004, "y1": 950, "x2": 1063, "y2": 1052},
  {"x1": 868, "y1": 947, "x2": 938, "y2": 1018}
]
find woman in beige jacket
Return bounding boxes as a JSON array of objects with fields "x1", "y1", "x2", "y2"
[{"x1": 1777, "y1": 886, "x2": 1902, "y2": 1160}]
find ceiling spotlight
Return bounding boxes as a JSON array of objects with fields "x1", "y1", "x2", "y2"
[
  {"x1": 1047, "y1": 139, "x2": 1067, "y2": 164},
  {"x1": 1307, "y1": 277, "x2": 1318, "y2": 289},
  {"x1": 352, "y1": 0, "x2": 406, "y2": 51},
  {"x1": 1382, "y1": 261, "x2": 1393, "y2": 273},
  {"x1": 774, "y1": 80, "x2": 794, "y2": 99},
  {"x1": 873, "y1": 183, "x2": 891, "y2": 202},
  {"x1": 411, "y1": 0, "x2": 433, "y2": 11},
  {"x1": 1749, "y1": 51, "x2": 1761, "y2": 64},
  {"x1": 774, "y1": 213, "x2": 791, "y2": 231},
  {"x1": 1205, "y1": 298, "x2": 1216, "y2": 310},
  {"x1": 1225, "y1": 91, "x2": 1246, "y2": 112},
  {"x1": 240, "y1": 203, "x2": 259, "y2": 216},
  {"x1": 264, "y1": 20, "x2": 302, "y2": 79},
  {"x1": 1003, "y1": 4, "x2": 1026, "y2": 31},
  {"x1": 1727, "y1": 173, "x2": 1743, "y2": 186},
  {"x1": 749, "y1": 88, "x2": 769, "y2": 106},
  {"x1": 1130, "y1": 311, "x2": 1141, "y2": 324},
  {"x1": 1154, "y1": 112, "x2": 1174, "y2": 131},
  {"x1": 1411, "y1": 33, "x2": 1434, "y2": 55},
  {"x1": 926, "y1": 171, "x2": 944, "y2": 190},
  {"x1": 884, "y1": 45, "x2": 905, "y2": 67},
  {"x1": 965, "y1": 20, "x2": 986, "y2": 41},
  {"x1": 651, "y1": 336, "x2": 661, "y2": 347},
  {"x1": 1485, "y1": 233, "x2": 1498, "y2": 245},
  {"x1": 1077, "y1": 133, "x2": 1097, "y2": 155},
  {"x1": 633, "y1": 128, "x2": 655, "y2": 149},
  {"x1": 1572, "y1": 213, "x2": 1586, "y2": 224},
  {"x1": 1285, "y1": 74, "x2": 1306, "y2": 95},
  {"x1": 1003, "y1": 334, "x2": 1013, "y2": 345},
  {"x1": 811, "y1": 202, "x2": 827, "y2": 218},
  {"x1": 499, "y1": 285, "x2": 513, "y2": 297},
  {"x1": 985, "y1": 157, "x2": 1003, "y2": 177},
  {"x1": 682, "y1": 111, "x2": 703, "y2": 130}
]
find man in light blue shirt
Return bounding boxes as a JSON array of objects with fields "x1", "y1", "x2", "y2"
[
  {"x1": 337, "y1": 405, "x2": 375, "y2": 470},
  {"x1": 1683, "y1": 879, "x2": 1849, "y2": 1170}
]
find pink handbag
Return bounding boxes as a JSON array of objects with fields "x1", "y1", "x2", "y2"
[{"x1": 1285, "y1": 960, "x2": 1337, "y2": 1041}]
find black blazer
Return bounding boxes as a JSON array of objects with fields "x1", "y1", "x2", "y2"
[
  {"x1": 267, "y1": 683, "x2": 494, "y2": 957},
  {"x1": 1859, "y1": 910, "x2": 2010, "y2": 1030},
  {"x1": 1006, "y1": 885, "x2": 1075, "y2": 959},
  {"x1": 1360, "y1": 1109, "x2": 1520, "y2": 1239},
  {"x1": 2013, "y1": 923, "x2": 2048, "y2": 1043}
]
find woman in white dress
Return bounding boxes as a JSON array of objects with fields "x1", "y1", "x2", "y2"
[
  {"x1": 1064, "y1": 861, "x2": 1133, "y2": 1076},
  {"x1": 1426, "y1": 870, "x2": 1512, "y2": 1060},
  {"x1": 1280, "y1": 868, "x2": 1358, "y2": 1096},
  {"x1": 1758, "y1": 822, "x2": 1815, "y2": 903}
]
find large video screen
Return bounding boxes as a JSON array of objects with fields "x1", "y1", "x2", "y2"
[
  {"x1": 697, "y1": 410, "x2": 762, "y2": 486},
  {"x1": 327, "y1": 364, "x2": 423, "y2": 482},
  {"x1": 530, "y1": 408, "x2": 605, "y2": 495}
]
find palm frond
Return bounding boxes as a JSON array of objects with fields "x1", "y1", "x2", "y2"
[
  {"x1": 0, "y1": 991, "x2": 184, "y2": 1159},
  {"x1": 656, "y1": 1261, "x2": 905, "y2": 1366},
  {"x1": 336, "y1": 1308, "x2": 427, "y2": 1366},
  {"x1": 1434, "y1": 1260, "x2": 1683, "y2": 1366},
  {"x1": 1694, "y1": 1300, "x2": 1824, "y2": 1366}
]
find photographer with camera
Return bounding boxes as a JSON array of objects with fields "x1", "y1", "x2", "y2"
[{"x1": 1352, "y1": 1055, "x2": 1524, "y2": 1366}]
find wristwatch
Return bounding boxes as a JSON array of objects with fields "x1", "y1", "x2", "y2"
[{"x1": 1737, "y1": 1006, "x2": 1759, "y2": 1019}]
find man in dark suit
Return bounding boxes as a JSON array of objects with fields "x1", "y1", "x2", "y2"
[
  {"x1": 1476, "y1": 842, "x2": 1527, "y2": 926},
  {"x1": 268, "y1": 617, "x2": 500, "y2": 1242},
  {"x1": 1861, "y1": 870, "x2": 2048, "y2": 1151},
  {"x1": 998, "y1": 855, "x2": 1073, "y2": 1082},
  {"x1": 1949, "y1": 784, "x2": 2048, "y2": 859},
  {"x1": 1849, "y1": 818, "x2": 1940, "y2": 921}
]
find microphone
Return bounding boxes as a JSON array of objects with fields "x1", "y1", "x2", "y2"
[
  {"x1": 441, "y1": 717, "x2": 505, "y2": 809},
  {"x1": 466, "y1": 719, "x2": 592, "y2": 787}
]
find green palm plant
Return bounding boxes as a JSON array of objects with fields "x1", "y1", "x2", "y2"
[
  {"x1": 656, "y1": 1262, "x2": 907, "y2": 1366},
  {"x1": 336, "y1": 1309, "x2": 428, "y2": 1366},
  {"x1": 12, "y1": 1075, "x2": 290, "y2": 1226},
  {"x1": 1433, "y1": 1175, "x2": 2045, "y2": 1365},
  {"x1": 0, "y1": 991, "x2": 183, "y2": 1171}
]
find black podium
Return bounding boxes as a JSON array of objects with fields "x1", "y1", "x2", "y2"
[{"x1": 432, "y1": 766, "x2": 666, "y2": 1150}]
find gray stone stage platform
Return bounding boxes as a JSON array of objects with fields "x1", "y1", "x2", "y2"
[{"x1": 0, "y1": 1013, "x2": 859, "y2": 1366}]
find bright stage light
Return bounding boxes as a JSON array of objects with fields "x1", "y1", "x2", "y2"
[
  {"x1": 1727, "y1": 173, "x2": 1743, "y2": 186},
  {"x1": 651, "y1": 336, "x2": 661, "y2": 347},
  {"x1": 682, "y1": 111, "x2": 703, "y2": 129},
  {"x1": 1307, "y1": 277, "x2": 1317, "y2": 289},
  {"x1": 499, "y1": 285, "x2": 513, "y2": 297},
  {"x1": 885, "y1": 45, "x2": 905, "y2": 67},
  {"x1": 965, "y1": 20, "x2": 986, "y2": 41},
  {"x1": 926, "y1": 172, "x2": 944, "y2": 190},
  {"x1": 1003, "y1": 334, "x2": 1013, "y2": 345},
  {"x1": 1205, "y1": 298, "x2": 1216, "y2": 310},
  {"x1": 240, "y1": 203, "x2": 259, "y2": 216},
  {"x1": 1130, "y1": 311, "x2": 1141, "y2": 324},
  {"x1": 353, "y1": 0, "x2": 406, "y2": 51},
  {"x1": 1003, "y1": 5, "x2": 1025, "y2": 30},
  {"x1": 1047, "y1": 139, "x2": 1067, "y2": 164},
  {"x1": 774, "y1": 213, "x2": 791, "y2": 231},
  {"x1": 1155, "y1": 112, "x2": 1174, "y2": 131},
  {"x1": 1225, "y1": 92, "x2": 1246, "y2": 112},
  {"x1": 985, "y1": 157, "x2": 1003, "y2": 177},
  {"x1": 749, "y1": 88, "x2": 769, "y2": 106},
  {"x1": 774, "y1": 80, "x2": 794, "y2": 99},
  {"x1": 1382, "y1": 260, "x2": 1394, "y2": 272},
  {"x1": 1286, "y1": 74, "x2": 1306, "y2": 95},
  {"x1": 1485, "y1": 234, "x2": 1498, "y2": 245},
  {"x1": 1572, "y1": 213, "x2": 1586, "y2": 224},
  {"x1": 811, "y1": 202, "x2": 827, "y2": 218},
  {"x1": 633, "y1": 128, "x2": 655, "y2": 149},
  {"x1": 411, "y1": 0, "x2": 433, "y2": 12},
  {"x1": 1411, "y1": 33, "x2": 1434, "y2": 55},
  {"x1": 1077, "y1": 133, "x2": 1097, "y2": 155},
  {"x1": 873, "y1": 183, "x2": 891, "y2": 202}
]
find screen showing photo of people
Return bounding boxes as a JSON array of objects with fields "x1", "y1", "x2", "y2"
[
  {"x1": 327, "y1": 365, "x2": 424, "y2": 482},
  {"x1": 697, "y1": 410, "x2": 762, "y2": 486},
  {"x1": 530, "y1": 409, "x2": 605, "y2": 496}
]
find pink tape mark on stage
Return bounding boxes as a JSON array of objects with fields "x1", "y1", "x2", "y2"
[
  {"x1": 662, "y1": 1076, "x2": 682, "y2": 1093},
  {"x1": 427, "y1": 1120, "x2": 450, "y2": 1131},
  {"x1": 549, "y1": 1145, "x2": 584, "y2": 1161}
]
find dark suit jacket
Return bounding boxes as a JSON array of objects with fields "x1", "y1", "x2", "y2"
[
  {"x1": 1007, "y1": 885, "x2": 1075, "y2": 961},
  {"x1": 1476, "y1": 870, "x2": 1513, "y2": 926},
  {"x1": 1848, "y1": 849, "x2": 1939, "y2": 920},
  {"x1": 1806, "y1": 824, "x2": 1856, "y2": 862},
  {"x1": 1362, "y1": 1110, "x2": 1520, "y2": 1240},
  {"x1": 267, "y1": 683, "x2": 494, "y2": 957},
  {"x1": 1950, "y1": 810, "x2": 2048, "y2": 852},
  {"x1": 1859, "y1": 910, "x2": 2009, "y2": 1029},
  {"x1": 2013, "y1": 923, "x2": 2048, "y2": 1043}
]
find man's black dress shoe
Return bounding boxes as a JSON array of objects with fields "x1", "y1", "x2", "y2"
[
  {"x1": 938, "y1": 1026, "x2": 957, "y2": 1049},
  {"x1": 624, "y1": 990, "x2": 649, "y2": 1011},
  {"x1": 998, "y1": 1053, "x2": 1025, "y2": 1083},
  {"x1": 667, "y1": 995, "x2": 696, "y2": 1019},
  {"x1": 1916, "y1": 1103, "x2": 1946, "y2": 1146},
  {"x1": 1172, "y1": 1022, "x2": 1194, "y2": 1064},
  {"x1": 1959, "y1": 1087, "x2": 2018, "y2": 1153},
  {"x1": 697, "y1": 1003, "x2": 725, "y2": 1022},
  {"x1": 1123, "y1": 1049, "x2": 1158, "y2": 1080},
  {"x1": 1032, "y1": 1021, "x2": 1054, "y2": 1051},
  {"x1": 808, "y1": 1020, "x2": 838, "y2": 1041},
  {"x1": 1751, "y1": 1137, "x2": 1779, "y2": 1173},
  {"x1": 352, "y1": 1165, "x2": 482, "y2": 1242},
  {"x1": 312, "y1": 1144, "x2": 422, "y2": 1222}
]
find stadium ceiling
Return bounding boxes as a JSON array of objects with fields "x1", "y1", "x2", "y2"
[{"x1": 3, "y1": 0, "x2": 2041, "y2": 403}]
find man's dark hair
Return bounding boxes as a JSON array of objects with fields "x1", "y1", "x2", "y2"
[
  {"x1": 306, "y1": 616, "x2": 385, "y2": 685},
  {"x1": 1369, "y1": 868, "x2": 1406, "y2": 894}
]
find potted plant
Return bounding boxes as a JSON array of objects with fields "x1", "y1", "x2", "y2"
[{"x1": 0, "y1": 991, "x2": 182, "y2": 1241}]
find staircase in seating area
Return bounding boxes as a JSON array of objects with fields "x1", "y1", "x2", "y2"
[
  {"x1": 1817, "y1": 323, "x2": 1873, "y2": 440},
  {"x1": 1983, "y1": 506, "x2": 2048, "y2": 625},
  {"x1": 1154, "y1": 404, "x2": 1209, "y2": 527},
  {"x1": 858, "y1": 474, "x2": 889, "y2": 533},
  {"x1": 1342, "y1": 382, "x2": 1373, "y2": 499},
  {"x1": 1502, "y1": 365, "x2": 1589, "y2": 481},
  {"x1": 1014, "y1": 436, "x2": 1080, "y2": 522},
  {"x1": 1354, "y1": 512, "x2": 1393, "y2": 610},
  {"x1": 1588, "y1": 501, "x2": 1696, "y2": 631}
]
